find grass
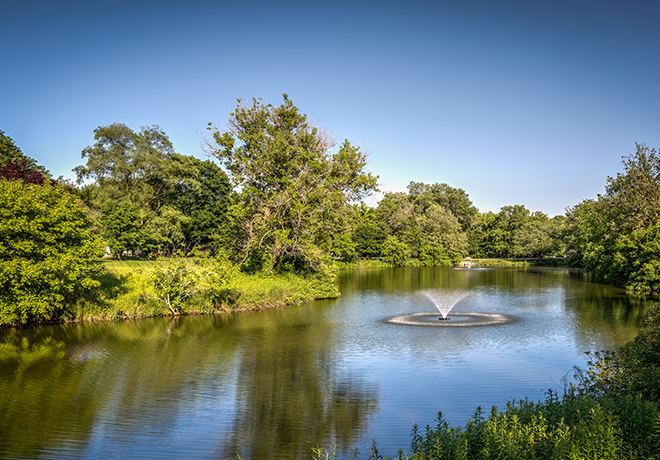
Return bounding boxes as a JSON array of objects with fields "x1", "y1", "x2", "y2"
[
  {"x1": 336, "y1": 258, "x2": 393, "y2": 270},
  {"x1": 64, "y1": 257, "x2": 328, "y2": 323}
]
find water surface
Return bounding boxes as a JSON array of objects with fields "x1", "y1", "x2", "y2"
[{"x1": 0, "y1": 267, "x2": 651, "y2": 459}]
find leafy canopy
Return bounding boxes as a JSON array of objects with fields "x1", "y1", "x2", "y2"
[
  {"x1": 566, "y1": 143, "x2": 660, "y2": 291},
  {"x1": 75, "y1": 123, "x2": 230, "y2": 256},
  {"x1": 0, "y1": 180, "x2": 103, "y2": 325},
  {"x1": 206, "y1": 95, "x2": 378, "y2": 272}
]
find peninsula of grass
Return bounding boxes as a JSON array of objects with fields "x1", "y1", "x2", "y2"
[{"x1": 63, "y1": 257, "x2": 332, "y2": 323}]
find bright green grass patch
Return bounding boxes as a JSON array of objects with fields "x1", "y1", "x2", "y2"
[
  {"x1": 336, "y1": 259, "x2": 393, "y2": 270},
  {"x1": 226, "y1": 272, "x2": 315, "y2": 309},
  {"x1": 65, "y1": 258, "x2": 334, "y2": 322}
]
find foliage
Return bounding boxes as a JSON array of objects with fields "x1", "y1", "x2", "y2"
[
  {"x1": 65, "y1": 256, "x2": 328, "y2": 320},
  {"x1": 382, "y1": 236, "x2": 410, "y2": 267},
  {"x1": 375, "y1": 186, "x2": 469, "y2": 264},
  {"x1": 74, "y1": 123, "x2": 173, "y2": 256},
  {"x1": 74, "y1": 123, "x2": 226, "y2": 257},
  {"x1": 315, "y1": 393, "x2": 659, "y2": 459},
  {"x1": 472, "y1": 206, "x2": 564, "y2": 259},
  {"x1": 147, "y1": 257, "x2": 202, "y2": 314},
  {"x1": 565, "y1": 144, "x2": 660, "y2": 292},
  {"x1": 306, "y1": 260, "x2": 340, "y2": 298},
  {"x1": 0, "y1": 180, "x2": 103, "y2": 325},
  {"x1": 169, "y1": 155, "x2": 231, "y2": 248},
  {"x1": 205, "y1": 95, "x2": 378, "y2": 272},
  {"x1": 0, "y1": 157, "x2": 54, "y2": 185},
  {"x1": 0, "y1": 130, "x2": 48, "y2": 175},
  {"x1": 407, "y1": 181, "x2": 478, "y2": 232}
]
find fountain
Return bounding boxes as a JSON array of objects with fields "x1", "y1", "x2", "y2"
[
  {"x1": 422, "y1": 289, "x2": 469, "y2": 320},
  {"x1": 386, "y1": 289, "x2": 511, "y2": 327}
]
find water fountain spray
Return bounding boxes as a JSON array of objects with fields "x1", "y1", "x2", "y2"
[{"x1": 421, "y1": 289, "x2": 471, "y2": 320}]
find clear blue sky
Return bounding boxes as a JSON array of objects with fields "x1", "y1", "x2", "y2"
[{"x1": 3, "y1": 0, "x2": 660, "y2": 217}]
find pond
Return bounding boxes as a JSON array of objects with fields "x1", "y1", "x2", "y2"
[{"x1": 0, "y1": 267, "x2": 651, "y2": 459}]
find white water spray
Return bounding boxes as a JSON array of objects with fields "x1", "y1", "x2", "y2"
[{"x1": 421, "y1": 289, "x2": 471, "y2": 319}]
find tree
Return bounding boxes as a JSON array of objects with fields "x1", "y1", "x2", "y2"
[
  {"x1": 376, "y1": 188, "x2": 467, "y2": 265},
  {"x1": 0, "y1": 130, "x2": 52, "y2": 184},
  {"x1": 205, "y1": 95, "x2": 378, "y2": 272},
  {"x1": 349, "y1": 203, "x2": 386, "y2": 258},
  {"x1": 417, "y1": 204, "x2": 467, "y2": 262},
  {"x1": 75, "y1": 123, "x2": 200, "y2": 257},
  {"x1": 169, "y1": 155, "x2": 231, "y2": 248},
  {"x1": 382, "y1": 235, "x2": 410, "y2": 267},
  {"x1": 0, "y1": 180, "x2": 103, "y2": 325},
  {"x1": 407, "y1": 181, "x2": 478, "y2": 232},
  {"x1": 606, "y1": 143, "x2": 660, "y2": 232},
  {"x1": 565, "y1": 144, "x2": 660, "y2": 292}
]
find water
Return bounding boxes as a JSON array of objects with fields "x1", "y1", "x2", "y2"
[{"x1": 0, "y1": 267, "x2": 653, "y2": 459}]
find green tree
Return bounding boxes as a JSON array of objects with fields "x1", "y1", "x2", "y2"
[
  {"x1": 407, "y1": 181, "x2": 478, "y2": 232},
  {"x1": 565, "y1": 144, "x2": 660, "y2": 291},
  {"x1": 169, "y1": 155, "x2": 230, "y2": 249},
  {"x1": 417, "y1": 204, "x2": 467, "y2": 262},
  {"x1": 0, "y1": 130, "x2": 47, "y2": 174},
  {"x1": 515, "y1": 212, "x2": 563, "y2": 259},
  {"x1": 75, "y1": 123, "x2": 200, "y2": 257},
  {"x1": 206, "y1": 95, "x2": 378, "y2": 272},
  {"x1": 606, "y1": 143, "x2": 660, "y2": 232},
  {"x1": 376, "y1": 188, "x2": 467, "y2": 264},
  {"x1": 0, "y1": 180, "x2": 103, "y2": 325},
  {"x1": 382, "y1": 235, "x2": 410, "y2": 267},
  {"x1": 352, "y1": 205, "x2": 388, "y2": 258}
]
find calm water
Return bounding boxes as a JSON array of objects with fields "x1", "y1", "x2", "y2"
[{"x1": 0, "y1": 267, "x2": 652, "y2": 459}]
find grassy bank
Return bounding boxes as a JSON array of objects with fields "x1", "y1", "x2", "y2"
[{"x1": 63, "y1": 257, "x2": 336, "y2": 323}]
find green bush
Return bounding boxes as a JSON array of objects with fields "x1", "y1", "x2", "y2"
[
  {"x1": 148, "y1": 257, "x2": 201, "y2": 314},
  {"x1": 0, "y1": 180, "x2": 103, "y2": 326},
  {"x1": 382, "y1": 236, "x2": 411, "y2": 267}
]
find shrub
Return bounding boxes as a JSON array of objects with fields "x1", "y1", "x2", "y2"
[{"x1": 0, "y1": 180, "x2": 103, "y2": 325}]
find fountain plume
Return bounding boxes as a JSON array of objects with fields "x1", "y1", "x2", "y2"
[{"x1": 421, "y1": 289, "x2": 471, "y2": 319}]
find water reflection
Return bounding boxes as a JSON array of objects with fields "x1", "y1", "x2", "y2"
[
  {"x1": 0, "y1": 267, "x2": 655, "y2": 459},
  {"x1": 218, "y1": 307, "x2": 378, "y2": 459}
]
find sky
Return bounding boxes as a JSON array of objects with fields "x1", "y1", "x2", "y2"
[{"x1": 3, "y1": 0, "x2": 660, "y2": 217}]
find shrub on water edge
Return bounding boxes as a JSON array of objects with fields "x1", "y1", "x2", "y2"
[{"x1": 306, "y1": 261, "x2": 340, "y2": 299}]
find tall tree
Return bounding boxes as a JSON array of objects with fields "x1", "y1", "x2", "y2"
[
  {"x1": 205, "y1": 95, "x2": 378, "y2": 272},
  {"x1": 75, "y1": 123, "x2": 190, "y2": 257},
  {"x1": 606, "y1": 143, "x2": 660, "y2": 233},
  {"x1": 407, "y1": 181, "x2": 478, "y2": 231},
  {"x1": 168, "y1": 155, "x2": 231, "y2": 248},
  {"x1": 376, "y1": 188, "x2": 467, "y2": 265},
  {"x1": 565, "y1": 144, "x2": 660, "y2": 292}
]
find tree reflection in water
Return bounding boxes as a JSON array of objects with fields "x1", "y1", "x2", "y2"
[{"x1": 219, "y1": 307, "x2": 379, "y2": 460}]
